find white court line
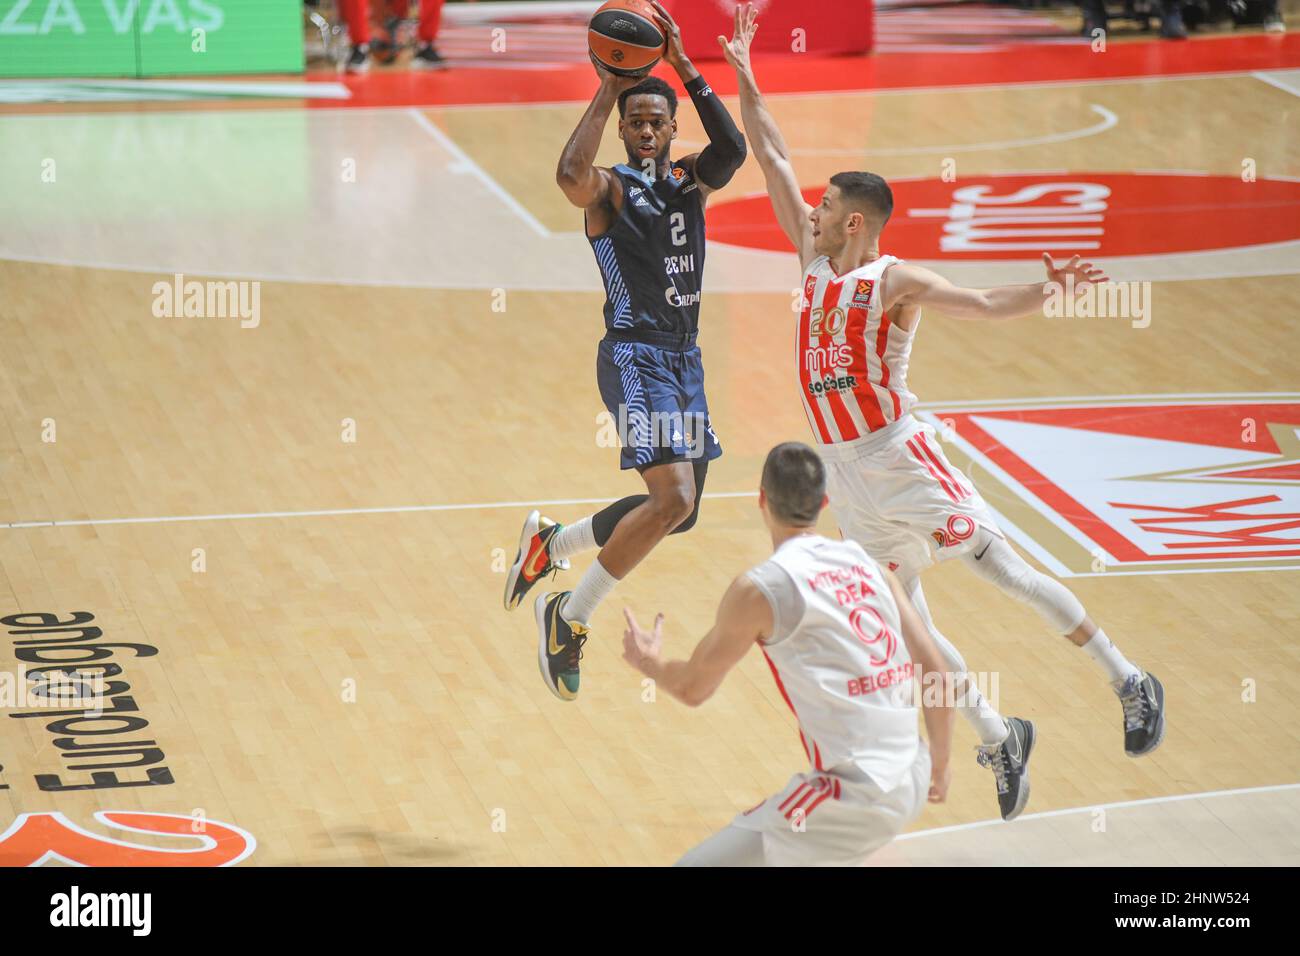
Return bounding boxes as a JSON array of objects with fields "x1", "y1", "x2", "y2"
[
  {"x1": 1, "y1": 491, "x2": 759, "y2": 530},
  {"x1": 406, "y1": 107, "x2": 552, "y2": 238},
  {"x1": 1054, "y1": 563, "x2": 1300, "y2": 578},
  {"x1": 0, "y1": 68, "x2": 1274, "y2": 123},
  {"x1": 6, "y1": 133, "x2": 1295, "y2": 288},
  {"x1": 5, "y1": 242, "x2": 1298, "y2": 289},
  {"x1": 899, "y1": 782, "x2": 1300, "y2": 841},
  {"x1": 916, "y1": 391, "x2": 1300, "y2": 409},
  {"x1": 0, "y1": 79, "x2": 353, "y2": 102},
  {"x1": 851, "y1": 104, "x2": 1117, "y2": 156},
  {"x1": 400, "y1": 66, "x2": 1284, "y2": 113},
  {"x1": 7, "y1": 393, "x2": 1298, "y2": 532},
  {"x1": 1252, "y1": 70, "x2": 1300, "y2": 97},
  {"x1": 676, "y1": 103, "x2": 1118, "y2": 156}
]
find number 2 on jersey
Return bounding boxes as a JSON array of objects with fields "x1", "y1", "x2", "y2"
[{"x1": 670, "y1": 211, "x2": 687, "y2": 247}]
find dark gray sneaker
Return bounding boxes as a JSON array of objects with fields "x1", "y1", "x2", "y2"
[
  {"x1": 1115, "y1": 671, "x2": 1166, "y2": 756},
  {"x1": 1160, "y1": 8, "x2": 1189, "y2": 38},
  {"x1": 976, "y1": 717, "x2": 1036, "y2": 821},
  {"x1": 345, "y1": 43, "x2": 371, "y2": 75},
  {"x1": 411, "y1": 44, "x2": 448, "y2": 70}
]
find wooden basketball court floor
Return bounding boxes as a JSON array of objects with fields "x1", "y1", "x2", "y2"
[{"x1": 1, "y1": 43, "x2": 1299, "y2": 866}]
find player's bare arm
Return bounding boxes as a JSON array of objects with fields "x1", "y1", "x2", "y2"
[
  {"x1": 556, "y1": 58, "x2": 641, "y2": 228},
  {"x1": 718, "y1": 3, "x2": 815, "y2": 268},
  {"x1": 621, "y1": 575, "x2": 770, "y2": 707},
  {"x1": 647, "y1": 1, "x2": 746, "y2": 203},
  {"x1": 883, "y1": 569, "x2": 955, "y2": 803},
  {"x1": 884, "y1": 254, "x2": 1110, "y2": 321}
]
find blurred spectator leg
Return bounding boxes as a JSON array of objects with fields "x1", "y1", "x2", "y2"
[
  {"x1": 1159, "y1": 0, "x2": 1189, "y2": 36},
  {"x1": 1263, "y1": 0, "x2": 1286, "y2": 31},
  {"x1": 341, "y1": 0, "x2": 374, "y2": 72},
  {"x1": 410, "y1": 0, "x2": 448, "y2": 69},
  {"x1": 1080, "y1": 0, "x2": 1109, "y2": 36}
]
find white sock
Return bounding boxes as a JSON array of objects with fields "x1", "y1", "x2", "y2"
[
  {"x1": 963, "y1": 682, "x2": 1012, "y2": 747},
  {"x1": 906, "y1": 578, "x2": 1009, "y2": 746},
  {"x1": 562, "y1": 558, "x2": 618, "y2": 626},
  {"x1": 549, "y1": 516, "x2": 597, "y2": 562},
  {"x1": 1082, "y1": 629, "x2": 1141, "y2": 684}
]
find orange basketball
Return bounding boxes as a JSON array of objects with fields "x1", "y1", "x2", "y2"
[{"x1": 589, "y1": 0, "x2": 666, "y2": 77}]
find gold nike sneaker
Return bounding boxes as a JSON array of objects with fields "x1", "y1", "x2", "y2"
[{"x1": 535, "y1": 591, "x2": 589, "y2": 701}]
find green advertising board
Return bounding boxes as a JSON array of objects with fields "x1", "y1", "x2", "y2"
[{"x1": 0, "y1": 0, "x2": 303, "y2": 77}]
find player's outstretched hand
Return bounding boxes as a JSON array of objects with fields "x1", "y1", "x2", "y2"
[
  {"x1": 622, "y1": 608, "x2": 665, "y2": 672},
  {"x1": 717, "y1": 1, "x2": 759, "y2": 73},
  {"x1": 1042, "y1": 253, "x2": 1109, "y2": 289},
  {"x1": 928, "y1": 762, "x2": 951, "y2": 803}
]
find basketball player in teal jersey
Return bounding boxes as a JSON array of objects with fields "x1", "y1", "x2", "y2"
[{"x1": 502, "y1": 2, "x2": 746, "y2": 701}]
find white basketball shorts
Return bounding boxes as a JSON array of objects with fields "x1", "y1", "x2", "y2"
[
  {"x1": 819, "y1": 414, "x2": 1002, "y2": 581},
  {"x1": 719, "y1": 748, "x2": 931, "y2": 867}
]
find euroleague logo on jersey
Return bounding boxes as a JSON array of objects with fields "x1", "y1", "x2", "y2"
[{"x1": 707, "y1": 173, "x2": 1300, "y2": 259}]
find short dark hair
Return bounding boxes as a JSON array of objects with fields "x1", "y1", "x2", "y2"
[
  {"x1": 618, "y1": 75, "x2": 677, "y2": 118},
  {"x1": 829, "y1": 171, "x2": 894, "y2": 225},
  {"x1": 761, "y1": 442, "x2": 826, "y2": 527}
]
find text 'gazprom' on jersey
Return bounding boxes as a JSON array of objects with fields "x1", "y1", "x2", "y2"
[{"x1": 664, "y1": 287, "x2": 703, "y2": 307}]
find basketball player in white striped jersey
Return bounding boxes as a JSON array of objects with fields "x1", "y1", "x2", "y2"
[
  {"x1": 718, "y1": 3, "x2": 1165, "y2": 821},
  {"x1": 622, "y1": 442, "x2": 955, "y2": 866}
]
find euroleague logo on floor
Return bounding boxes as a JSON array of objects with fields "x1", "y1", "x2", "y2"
[
  {"x1": 0, "y1": 811, "x2": 255, "y2": 867},
  {"x1": 708, "y1": 172, "x2": 1300, "y2": 258}
]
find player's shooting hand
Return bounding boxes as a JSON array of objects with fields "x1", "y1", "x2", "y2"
[
  {"x1": 1042, "y1": 253, "x2": 1109, "y2": 290},
  {"x1": 717, "y1": 1, "x2": 759, "y2": 73},
  {"x1": 622, "y1": 608, "x2": 665, "y2": 672},
  {"x1": 928, "y1": 761, "x2": 951, "y2": 803},
  {"x1": 648, "y1": 1, "x2": 689, "y2": 73}
]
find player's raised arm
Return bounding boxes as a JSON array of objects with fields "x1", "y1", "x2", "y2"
[
  {"x1": 718, "y1": 3, "x2": 816, "y2": 268},
  {"x1": 884, "y1": 255, "x2": 1110, "y2": 321},
  {"x1": 555, "y1": 58, "x2": 642, "y2": 209},
  {"x1": 647, "y1": 1, "x2": 746, "y2": 199},
  {"x1": 883, "y1": 569, "x2": 954, "y2": 803},
  {"x1": 621, "y1": 576, "x2": 770, "y2": 708}
]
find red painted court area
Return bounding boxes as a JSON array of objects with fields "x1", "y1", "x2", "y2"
[
  {"x1": 310, "y1": 33, "x2": 1300, "y2": 108},
  {"x1": 708, "y1": 173, "x2": 1300, "y2": 258}
]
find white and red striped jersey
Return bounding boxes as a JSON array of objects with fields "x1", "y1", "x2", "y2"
[
  {"x1": 747, "y1": 534, "x2": 920, "y2": 789},
  {"x1": 796, "y1": 253, "x2": 918, "y2": 446}
]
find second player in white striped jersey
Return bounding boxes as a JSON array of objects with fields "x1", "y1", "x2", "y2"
[
  {"x1": 720, "y1": 0, "x2": 1166, "y2": 826},
  {"x1": 796, "y1": 252, "x2": 917, "y2": 446}
]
